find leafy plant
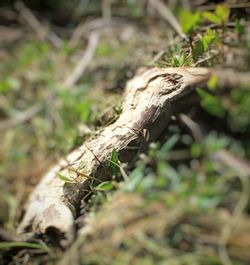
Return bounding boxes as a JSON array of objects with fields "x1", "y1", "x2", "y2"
[
  {"x1": 192, "y1": 29, "x2": 219, "y2": 60},
  {"x1": 0, "y1": 242, "x2": 50, "y2": 252},
  {"x1": 203, "y1": 4, "x2": 230, "y2": 26},
  {"x1": 196, "y1": 88, "x2": 225, "y2": 118},
  {"x1": 122, "y1": 165, "x2": 144, "y2": 192},
  {"x1": 109, "y1": 148, "x2": 120, "y2": 176},
  {"x1": 171, "y1": 53, "x2": 191, "y2": 67},
  {"x1": 179, "y1": 10, "x2": 201, "y2": 34},
  {"x1": 207, "y1": 74, "x2": 218, "y2": 90},
  {"x1": 201, "y1": 28, "x2": 218, "y2": 51},
  {"x1": 95, "y1": 181, "x2": 114, "y2": 191},
  {"x1": 235, "y1": 19, "x2": 245, "y2": 36}
]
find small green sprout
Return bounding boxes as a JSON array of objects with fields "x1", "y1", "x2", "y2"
[
  {"x1": 192, "y1": 29, "x2": 219, "y2": 61},
  {"x1": 95, "y1": 181, "x2": 114, "y2": 191},
  {"x1": 203, "y1": 4, "x2": 230, "y2": 26},
  {"x1": 200, "y1": 28, "x2": 218, "y2": 52},
  {"x1": 179, "y1": 10, "x2": 201, "y2": 34},
  {"x1": 109, "y1": 148, "x2": 120, "y2": 176},
  {"x1": 171, "y1": 53, "x2": 190, "y2": 67}
]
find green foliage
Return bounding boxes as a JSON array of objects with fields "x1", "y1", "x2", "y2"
[
  {"x1": 56, "y1": 172, "x2": 72, "y2": 183},
  {"x1": 121, "y1": 131, "x2": 235, "y2": 212},
  {"x1": 207, "y1": 74, "x2": 218, "y2": 90},
  {"x1": 197, "y1": 82, "x2": 250, "y2": 132},
  {"x1": 95, "y1": 181, "x2": 114, "y2": 191},
  {"x1": 0, "y1": 242, "x2": 50, "y2": 252},
  {"x1": 1, "y1": 2, "x2": 250, "y2": 264},
  {"x1": 179, "y1": 10, "x2": 201, "y2": 34},
  {"x1": 58, "y1": 87, "x2": 93, "y2": 124},
  {"x1": 201, "y1": 28, "x2": 219, "y2": 51},
  {"x1": 171, "y1": 53, "x2": 191, "y2": 67},
  {"x1": 196, "y1": 88, "x2": 225, "y2": 118},
  {"x1": 0, "y1": 77, "x2": 21, "y2": 93},
  {"x1": 226, "y1": 89, "x2": 250, "y2": 132},
  {"x1": 235, "y1": 19, "x2": 245, "y2": 36},
  {"x1": 96, "y1": 42, "x2": 112, "y2": 57},
  {"x1": 123, "y1": 165, "x2": 144, "y2": 192},
  {"x1": 203, "y1": 132, "x2": 230, "y2": 153},
  {"x1": 192, "y1": 29, "x2": 218, "y2": 60},
  {"x1": 109, "y1": 149, "x2": 120, "y2": 176},
  {"x1": 203, "y1": 4, "x2": 230, "y2": 25},
  {"x1": 160, "y1": 134, "x2": 180, "y2": 153}
]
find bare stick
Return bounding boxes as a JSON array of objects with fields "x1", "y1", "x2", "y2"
[
  {"x1": 15, "y1": 1, "x2": 62, "y2": 48},
  {"x1": 0, "y1": 104, "x2": 42, "y2": 131},
  {"x1": 18, "y1": 67, "x2": 250, "y2": 246},
  {"x1": 63, "y1": 32, "x2": 99, "y2": 88},
  {"x1": 214, "y1": 150, "x2": 250, "y2": 177},
  {"x1": 149, "y1": 0, "x2": 187, "y2": 40}
]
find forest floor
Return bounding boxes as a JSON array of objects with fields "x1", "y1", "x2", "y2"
[{"x1": 0, "y1": 1, "x2": 250, "y2": 264}]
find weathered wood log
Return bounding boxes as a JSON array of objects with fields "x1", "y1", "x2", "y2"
[{"x1": 17, "y1": 67, "x2": 250, "y2": 246}]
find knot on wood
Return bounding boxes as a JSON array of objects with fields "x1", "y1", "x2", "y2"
[{"x1": 162, "y1": 73, "x2": 183, "y2": 85}]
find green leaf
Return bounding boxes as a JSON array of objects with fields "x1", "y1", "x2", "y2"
[
  {"x1": 56, "y1": 172, "x2": 72, "y2": 183},
  {"x1": 78, "y1": 101, "x2": 92, "y2": 122},
  {"x1": 0, "y1": 242, "x2": 50, "y2": 252},
  {"x1": 215, "y1": 4, "x2": 230, "y2": 23},
  {"x1": 161, "y1": 134, "x2": 180, "y2": 153},
  {"x1": 171, "y1": 53, "x2": 190, "y2": 67},
  {"x1": 179, "y1": 10, "x2": 201, "y2": 34},
  {"x1": 208, "y1": 74, "x2": 218, "y2": 90},
  {"x1": 196, "y1": 88, "x2": 225, "y2": 118},
  {"x1": 109, "y1": 148, "x2": 120, "y2": 176},
  {"x1": 192, "y1": 40, "x2": 205, "y2": 60},
  {"x1": 203, "y1": 4, "x2": 230, "y2": 25},
  {"x1": 191, "y1": 142, "x2": 202, "y2": 158},
  {"x1": 201, "y1": 28, "x2": 218, "y2": 52},
  {"x1": 235, "y1": 19, "x2": 244, "y2": 35},
  {"x1": 204, "y1": 132, "x2": 230, "y2": 153},
  {"x1": 203, "y1": 11, "x2": 221, "y2": 25},
  {"x1": 95, "y1": 181, "x2": 113, "y2": 191},
  {"x1": 123, "y1": 165, "x2": 144, "y2": 192}
]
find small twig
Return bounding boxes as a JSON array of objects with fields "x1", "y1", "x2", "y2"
[
  {"x1": 63, "y1": 32, "x2": 99, "y2": 88},
  {"x1": 219, "y1": 171, "x2": 249, "y2": 265},
  {"x1": 193, "y1": 51, "x2": 219, "y2": 67},
  {"x1": 0, "y1": 104, "x2": 42, "y2": 131},
  {"x1": 179, "y1": 113, "x2": 203, "y2": 142},
  {"x1": 214, "y1": 150, "x2": 250, "y2": 177},
  {"x1": 148, "y1": 0, "x2": 187, "y2": 40},
  {"x1": 213, "y1": 149, "x2": 250, "y2": 264},
  {"x1": 15, "y1": 1, "x2": 62, "y2": 48},
  {"x1": 69, "y1": 17, "x2": 117, "y2": 49}
]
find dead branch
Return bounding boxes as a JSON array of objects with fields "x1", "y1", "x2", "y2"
[
  {"x1": 0, "y1": 104, "x2": 42, "y2": 131},
  {"x1": 15, "y1": 1, "x2": 62, "y2": 48},
  {"x1": 63, "y1": 32, "x2": 99, "y2": 88},
  {"x1": 149, "y1": 0, "x2": 187, "y2": 40},
  {"x1": 17, "y1": 67, "x2": 250, "y2": 247}
]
